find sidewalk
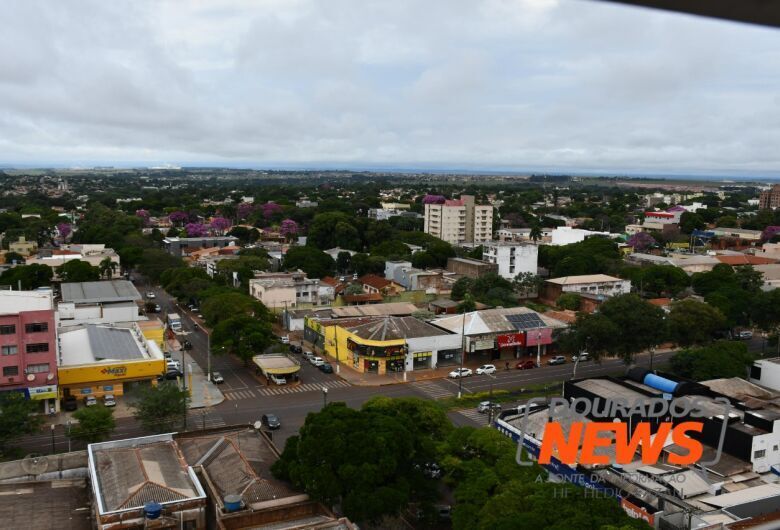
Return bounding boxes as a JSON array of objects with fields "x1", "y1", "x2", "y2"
[{"x1": 178, "y1": 349, "x2": 225, "y2": 409}]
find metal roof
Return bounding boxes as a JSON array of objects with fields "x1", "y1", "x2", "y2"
[
  {"x1": 87, "y1": 325, "x2": 146, "y2": 361},
  {"x1": 60, "y1": 280, "x2": 141, "y2": 303}
]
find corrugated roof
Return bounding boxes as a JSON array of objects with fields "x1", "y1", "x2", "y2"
[
  {"x1": 61, "y1": 280, "x2": 141, "y2": 303},
  {"x1": 346, "y1": 316, "x2": 448, "y2": 341},
  {"x1": 87, "y1": 325, "x2": 146, "y2": 361},
  {"x1": 546, "y1": 274, "x2": 623, "y2": 285},
  {"x1": 698, "y1": 484, "x2": 780, "y2": 508},
  {"x1": 331, "y1": 302, "x2": 417, "y2": 318}
]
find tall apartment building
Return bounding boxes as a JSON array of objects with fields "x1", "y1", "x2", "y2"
[
  {"x1": 0, "y1": 290, "x2": 58, "y2": 413},
  {"x1": 482, "y1": 242, "x2": 538, "y2": 280},
  {"x1": 423, "y1": 195, "x2": 493, "y2": 244},
  {"x1": 759, "y1": 185, "x2": 780, "y2": 210}
]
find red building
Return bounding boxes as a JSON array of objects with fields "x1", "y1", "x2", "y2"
[{"x1": 0, "y1": 290, "x2": 58, "y2": 413}]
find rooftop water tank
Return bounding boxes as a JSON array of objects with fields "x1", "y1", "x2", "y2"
[
  {"x1": 224, "y1": 494, "x2": 242, "y2": 513},
  {"x1": 143, "y1": 501, "x2": 162, "y2": 520},
  {"x1": 643, "y1": 373, "x2": 679, "y2": 395}
]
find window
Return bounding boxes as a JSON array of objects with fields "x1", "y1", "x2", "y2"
[
  {"x1": 26, "y1": 343, "x2": 50, "y2": 353},
  {"x1": 0, "y1": 325, "x2": 15, "y2": 335},
  {"x1": 2, "y1": 366, "x2": 18, "y2": 377},
  {"x1": 1, "y1": 345, "x2": 18, "y2": 355},
  {"x1": 26, "y1": 363, "x2": 49, "y2": 373},
  {"x1": 754, "y1": 449, "x2": 766, "y2": 459},
  {"x1": 24, "y1": 322, "x2": 48, "y2": 333}
]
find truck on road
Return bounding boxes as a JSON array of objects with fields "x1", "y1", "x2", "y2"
[{"x1": 167, "y1": 313, "x2": 183, "y2": 332}]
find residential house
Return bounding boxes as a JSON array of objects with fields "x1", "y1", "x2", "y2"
[
  {"x1": 162, "y1": 236, "x2": 239, "y2": 257},
  {"x1": 8, "y1": 236, "x2": 38, "y2": 257},
  {"x1": 359, "y1": 274, "x2": 404, "y2": 296},
  {"x1": 249, "y1": 271, "x2": 334, "y2": 310},
  {"x1": 550, "y1": 227, "x2": 612, "y2": 246},
  {"x1": 482, "y1": 242, "x2": 538, "y2": 280},
  {"x1": 542, "y1": 274, "x2": 631, "y2": 305}
]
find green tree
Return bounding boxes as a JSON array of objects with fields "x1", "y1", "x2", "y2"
[
  {"x1": 138, "y1": 248, "x2": 185, "y2": 283},
  {"x1": 0, "y1": 263, "x2": 53, "y2": 289},
  {"x1": 632, "y1": 265, "x2": 691, "y2": 297},
  {"x1": 58, "y1": 259, "x2": 101, "y2": 282},
  {"x1": 211, "y1": 314, "x2": 273, "y2": 365},
  {"x1": 131, "y1": 382, "x2": 189, "y2": 433},
  {"x1": 670, "y1": 341, "x2": 754, "y2": 381},
  {"x1": 597, "y1": 294, "x2": 666, "y2": 362},
  {"x1": 0, "y1": 392, "x2": 43, "y2": 455},
  {"x1": 667, "y1": 299, "x2": 726, "y2": 347},
  {"x1": 529, "y1": 224, "x2": 542, "y2": 242},
  {"x1": 3, "y1": 251, "x2": 25, "y2": 264},
  {"x1": 679, "y1": 211, "x2": 705, "y2": 234},
  {"x1": 283, "y1": 246, "x2": 335, "y2": 278},
  {"x1": 556, "y1": 292, "x2": 581, "y2": 311},
  {"x1": 457, "y1": 294, "x2": 477, "y2": 313},
  {"x1": 512, "y1": 272, "x2": 542, "y2": 298},
  {"x1": 201, "y1": 292, "x2": 268, "y2": 326},
  {"x1": 307, "y1": 212, "x2": 356, "y2": 250},
  {"x1": 344, "y1": 283, "x2": 364, "y2": 296},
  {"x1": 69, "y1": 404, "x2": 116, "y2": 443},
  {"x1": 336, "y1": 251, "x2": 352, "y2": 273},
  {"x1": 560, "y1": 313, "x2": 620, "y2": 359},
  {"x1": 451, "y1": 277, "x2": 474, "y2": 301},
  {"x1": 98, "y1": 257, "x2": 117, "y2": 279}
]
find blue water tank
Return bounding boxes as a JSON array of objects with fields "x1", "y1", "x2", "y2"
[
  {"x1": 224, "y1": 494, "x2": 242, "y2": 513},
  {"x1": 144, "y1": 502, "x2": 162, "y2": 520},
  {"x1": 643, "y1": 373, "x2": 679, "y2": 394}
]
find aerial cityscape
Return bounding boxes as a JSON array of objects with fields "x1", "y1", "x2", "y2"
[{"x1": 1, "y1": 2, "x2": 780, "y2": 530}]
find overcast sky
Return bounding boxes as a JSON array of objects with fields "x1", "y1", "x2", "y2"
[{"x1": 1, "y1": 0, "x2": 779, "y2": 174}]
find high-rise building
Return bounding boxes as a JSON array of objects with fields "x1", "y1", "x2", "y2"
[
  {"x1": 759, "y1": 185, "x2": 780, "y2": 210},
  {"x1": 423, "y1": 195, "x2": 493, "y2": 244},
  {"x1": 482, "y1": 242, "x2": 538, "y2": 280}
]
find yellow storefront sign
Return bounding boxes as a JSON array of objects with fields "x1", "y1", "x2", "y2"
[{"x1": 58, "y1": 359, "x2": 165, "y2": 386}]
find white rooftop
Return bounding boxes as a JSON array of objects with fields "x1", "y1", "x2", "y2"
[
  {"x1": 546, "y1": 274, "x2": 623, "y2": 285},
  {"x1": 0, "y1": 290, "x2": 53, "y2": 314}
]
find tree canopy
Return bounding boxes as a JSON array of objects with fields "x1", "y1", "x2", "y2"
[
  {"x1": 283, "y1": 245, "x2": 335, "y2": 279},
  {"x1": 131, "y1": 382, "x2": 189, "y2": 433},
  {"x1": 670, "y1": 341, "x2": 754, "y2": 381}
]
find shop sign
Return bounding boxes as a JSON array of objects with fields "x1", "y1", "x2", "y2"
[
  {"x1": 100, "y1": 366, "x2": 127, "y2": 377},
  {"x1": 525, "y1": 328, "x2": 553, "y2": 346},
  {"x1": 497, "y1": 333, "x2": 525, "y2": 348},
  {"x1": 412, "y1": 351, "x2": 432, "y2": 359},
  {"x1": 28, "y1": 385, "x2": 57, "y2": 400},
  {"x1": 473, "y1": 339, "x2": 495, "y2": 351},
  {"x1": 620, "y1": 498, "x2": 655, "y2": 525}
]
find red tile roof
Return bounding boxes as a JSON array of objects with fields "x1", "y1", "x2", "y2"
[
  {"x1": 359, "y1": 274, "x2": 391, "y2": 290},
  {"x1": 343, "y1": 293, "x2": 384, "y2": 304},
  {"x1": 715, "y1": 255, "x2": 777, "y2": 266},
  {"x1": 648, "y1": 298, "x2": 672, "y2": 307}
]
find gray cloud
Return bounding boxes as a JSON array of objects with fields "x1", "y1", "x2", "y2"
[{"x1": 0, "y1": 0, "x2": 778, "y2": 173}]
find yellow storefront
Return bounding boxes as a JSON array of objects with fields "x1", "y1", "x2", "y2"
[
  {"x1": 321, "y1": 324, "x2": 405, "y2": 375},
  {"x1": 58, "y1": 358, "x2": 165, "y2": 398}
]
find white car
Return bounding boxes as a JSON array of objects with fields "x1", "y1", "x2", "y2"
[
  {"x1": 571, "y1": 353, "x2": 590, "y2": 363},
  {"x1": 103, "y1": 394, "x2": 116, "y2": 407},
  {"x1": 85, "y1": 395, "x2": 97, "y2": 407},
  {"x1": 166, "y1": 359, "x2": 181, "y2": 371},
  {"x1": 310, "y1": 356, "x2": 325, "y2": 367},
  {"x1": 146, "y1": 292, "x2": 156, "y2": 299},
  {"x1": 448, "y1": 368, "x2": 473, "y2": 378},
  {"x1": 476, "y1": 364, "x2": 496, "y2": 375},
  {"x1": 270, "y1": 374, "x2": 287, "y2": 385},
  {"x1": 280, "y1": 335, "x2": 290, "y2": 345}
]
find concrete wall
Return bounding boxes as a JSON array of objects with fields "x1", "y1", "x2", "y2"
[{"x1": 0, "y1": 451, "x2": 88, "y2": 483}]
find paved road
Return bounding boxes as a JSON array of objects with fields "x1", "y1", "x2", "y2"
[{"x1": 18, "y1": 279, "x2": 765, "y2": 455}]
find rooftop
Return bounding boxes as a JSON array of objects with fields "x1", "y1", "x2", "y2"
[
  {"x1": 60, "y1": 280, "x2": 141, "y2": 304},
  {"x1": 345, "y1": 316, "x2": 449, "y2": 341},
  {"x1": 546, "y1": 274, "x2": 624, "y2": 285},
  {"x1": 0, "y1": 289, "x2": 53, "y2": 314},
  {"x1": 59, "y1": 324, "x2": 161, "y2": 366},
  {"x1": 431, "y1": 307, "x2": 568, "y2": 335},
  {"x1": 0, "y1": 479, "x2": 91, "y2": 530},
  {"x1": 358, "y1": 274, "x2": 391, "y2": 290},
  {"x1": 715, "y1": 255, "x2": 778, "y2": 266},
  {"x1": 330, "y1": 302, "x2": 418, "y2": 318},
  {"x1": 252, "y1": 354, "x2": 300, "y2": 375},
  {"x1": 89, "y1": 435, "x2": 204, "y2": 515}
]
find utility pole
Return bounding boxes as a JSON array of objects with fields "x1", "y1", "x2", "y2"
[
  {"x1": 206, "y1": 329, "x2": 211, "y2": 383},
  {"x1": 535, "y1": 327, "x2": 542, "y2": 368},
  {"x1": 458, "y1": 311, "x2": 467, "y2": 399}
]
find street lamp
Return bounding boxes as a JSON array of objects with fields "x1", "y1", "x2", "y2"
[
  {"x1": 458, "y1": 311, "x2": 467, "y2": 399},
  {"x1": 322, "y1": 387, "x2": 328, "y2": 407},
  {"x1": 206, "y1": 328, "x2": 211, "y2": 383},
  {"x1": 50, "y1": 424, "x2": 55, "y2": 455},
  {"x1": 535, "y1": 327, "x2": 542, "y2": 368}
]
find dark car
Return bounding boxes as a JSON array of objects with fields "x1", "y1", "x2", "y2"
[
  {"x1": 182, "y1": 340, "x2": 193, "y2": 350},
  {"x1": 318, "y1": 362, "x2": 334, "y2": 373},
  {"x1": 63, "y1": 395, "x2": 78, "y2": 411},
  {"x1": 289, "y1": 344, "x2": 303, "y2": 354},
  {"x1": 161, "y1": 368, "x2": 183, "y2": 380},
  {"x1": 516, "y1": 360, "x2": 537, "y2": 370},
  {"x1": 261, "y1": 413, "x2": 281, "y2": 430}
]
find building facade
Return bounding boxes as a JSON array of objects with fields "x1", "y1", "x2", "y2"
[
  {"x1": 482, "y1": 242, "x2": 538, "y2": 280},
  {"x1": 542, "y1": 274, "x2": 631, "y2": 303},
  {"x1": 0, "y1": 290, "x2": 58, "y2": 413},
  {"x1": 759, "y1": 184, "x2": 780, "y2": 210},
  {"x1": 446, "y1": 257, "x2": 498, "y2": 279},
  {"x1": 249, "y1": 271, "x2": 334, "y2": 311},
  {"x1": 423, "y1": 195, "x2": 493, "y2": 244}
]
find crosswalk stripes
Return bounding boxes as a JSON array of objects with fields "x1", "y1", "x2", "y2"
[
  {"x1": 410, "y1": 380, "x2": 456, "y2": 400},
  {"x1": 223, "y1": 389, "x2": 257, "y2": 401},
  {"x1": 456, "y1": 408, "x2": 492, "y2": 425},
  {"x1": 187, "y1": 412, "x2": 227, "y2": 429},
  {"x1": 257, "y1": 379, "x2": 351, "y2": 396}
]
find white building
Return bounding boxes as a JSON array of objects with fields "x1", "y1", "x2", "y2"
[
  {"x1": 550, "y1": 227, "x2": 612, "y2": 246},
  {"x1": 26, "y1": 244, "x2": 122, "y2": 277},
  {"x1": 482, "y1": 242, "x2": 538, "y2": 280},
  {"x1": 750, "y1": 357, "x2": 780, "y2": 393},
  {"x1": 423, "y1": 195, "x2": 493, "y2": 244},
  {"x1": 544, "y1": 274, "x2": 631, "y2": 300},
  {"x1": 57, "y1": 280, "x2": 144, "y2": 327},
  {"x1": 249, "y1": 271, "x2": 334, "y2": 311}
]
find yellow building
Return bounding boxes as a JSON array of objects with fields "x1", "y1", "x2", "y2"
[
  {"x1": 8, "y1": 236, "x2": 38, "y2": 257},
  {"x1": 57, "y1": 323, "x2": 165, "y2": 399}
]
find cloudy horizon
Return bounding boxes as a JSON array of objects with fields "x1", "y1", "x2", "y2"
[{"x1": 1, "y1": 0, "x2": 779, "y2": 174}]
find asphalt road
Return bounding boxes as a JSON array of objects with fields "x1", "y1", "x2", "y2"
[{"x1": 17, "y1": 279, "x2": 768, "y2": 455}]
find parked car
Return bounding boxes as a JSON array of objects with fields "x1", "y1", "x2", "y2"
[
  {"x1": 289, "y1": 344, "x2": 303, "y2": 354},
  {"x1": 162, "y1": 368, "x2": 183, "y2": 380},
  {"x1": 269, "y1": 374, "x2": 287, "y2": 385},
  {"x1": 448, "y1": 367, "x2": 473, "y2": 378},
  {"x1": 310, "y1": 356, "x2": 325, "y2": 367},
  {"x1": 548, "y1": 355, "x2": 566, "y2": 365},
  {"x1": 63, "y1": 396, "x2": 78, "y2": 411},
  {"x1": 181, "y1": 340, "x2": 193, "y2": 350},
  {"x1": 166, "y1": 359, "x2": 181, "y2": 371},
  {"x1": 477, "y1": 401, "x2": 502, "y2": 414},
  {"x1": 318, "y1": 362, "x2": 334, "y2": 373},
  {"x1": 737, "y1": 330, "x2": 753, "y2": 340},
  {"x1": 476, "y1": 364, "x2": 496, "y2": 375},
  {"x1": 210, "y1": 372, "x2": 224, "y2": 384},
  {"x1": 280, "y1": 335, "x2": 290, "y2": 344},
  {"x1": 84, "y1": 395, "x2": 97, "y2": 407},
  {"x1": 571, "y1": 353, "x2": 591, "y2": 363},
  {"x1": 303, "y1": 351, "x2": 315, "y2": 360},
  {"x1": 103, "y1": 394, "x2": 116, "y2": 407},
  {"x1": 516, "y1": 360, "x2": 537, "y2": 370},
  {"x1": 261, "y1": 413, "x2": 281, "y2": 430},
  {"x1": 154, "y1": 304, "x2": 161, "y2": 313},
  {"x1": 146, "y1": 292, "x2": 156, "y2": 299}
]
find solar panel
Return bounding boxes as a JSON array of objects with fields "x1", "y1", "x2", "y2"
[{"x1": 506, "y1": 313, "x2": 546, "y2": 331}]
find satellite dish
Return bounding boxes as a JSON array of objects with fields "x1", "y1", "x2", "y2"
[
  {"x1": 46, "y1": 373, "x2": 54, "y2": 381},
  {"x1": 20, "y1": 454, "x2": 49, "y2": 475},
  {"x1": 26, "y1": 374, "x2": 35, "y2": 382}
]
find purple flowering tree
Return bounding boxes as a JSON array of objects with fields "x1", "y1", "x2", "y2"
[
  {"x1": 279, "y1": 219, "x2": 299, "y2": 241},
  {"x1": 627, "y1": 232, "x2": 656, "y2": 251},
  {"x1": 762, "y1": 226, "x2": 780, "y2": 242},
  {"x1": 210, "y1": 217, "x2": 231, "y2": 235},
  {"x1": 135, "y1": 209, "x2": 150, "y2": 227},
  {"x1": 237, "y1": 202, "x2": 256, "y2": 220},
  {"x1": 169, "y1": 211, "x2": 189, "y2": 226},
  {"x1": 185, "y1": 222, "x2": 209, "y2": 237},
  {"x1": 57, "y1": 222, "x2": 72, "y2": 239},
  {"x1": 262, "y1": 202, "x2": 283, "y2": 219},
  {"x1": 422, "y1": 194, "x2": 446, "y2": 204}
]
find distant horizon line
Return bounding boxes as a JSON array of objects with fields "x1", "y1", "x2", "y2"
[{"x1": 1, "y1": 162, "x2": 779, "y2": 182}]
